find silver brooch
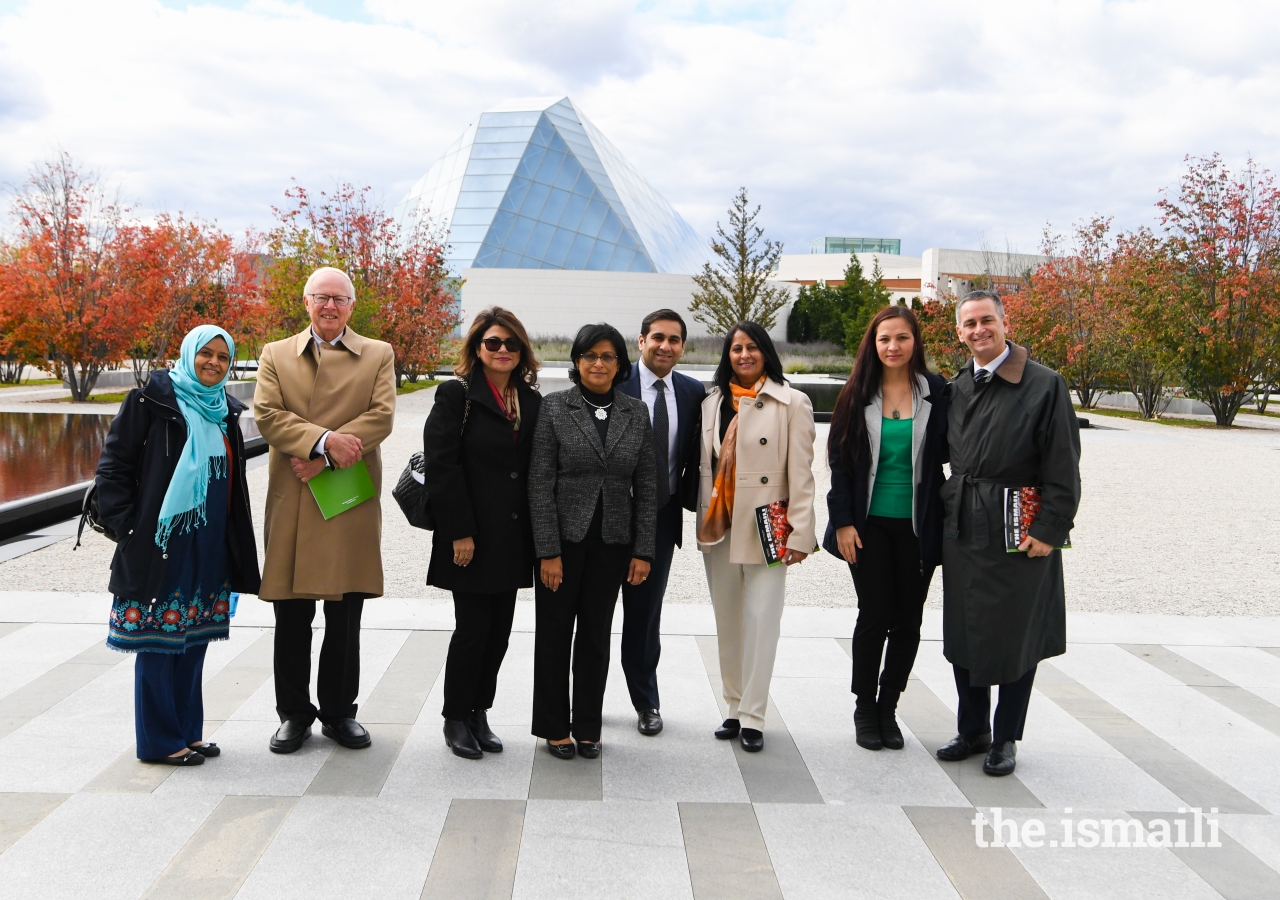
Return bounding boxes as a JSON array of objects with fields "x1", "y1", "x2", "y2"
[{"x1": 595, "y1": 408, "x2": 608, "y2": 420}]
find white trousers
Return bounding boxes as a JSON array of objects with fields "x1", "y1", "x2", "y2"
[{"x1": 703, "y1": 533, "x2": 787, "y2": 730}]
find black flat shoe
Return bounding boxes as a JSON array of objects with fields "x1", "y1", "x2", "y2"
[
  {"x1": 547, "y1": 740, "x2": 576, "y2": 760},
  {"x1": 637, "y1": 709, "x2": 663, "y2": 736},
  {"x1": 854, "y1": 710, "x2": 883, "y2": 751},
  {"x1": 576, "y1": 740, "x2": 601, "y2": 759},
  {"x1": 983, "y1": 740, "x2": 1017, "y2": 776},
  {"x1": 444, "y1": 718, "x2": 483, "y2": 759},
  {"x1": 322, "y1": 717, "x2": 372, "y2": 750},
  {"x1": 269, "y1": 719, "x2": 312, "y2": 754},
  {"x1": 466, "y1": 710, "x2": 503, "y2": 753},
  {"x1": 878, "y1": 709, "x2": 904, "y2": 750},
  {"x1": 740, "y1": 728, "x2": 764, "y2": 752},
  {"x1": 715, "y1": 718, "x2": 741, "y2": 740},
  {"x1": 936, "y1": 731, "x2": 992, "y2": 762},
  {"x1": 148, "y1": 749, "x2": 204, "y2": 766},
  {"x1": 188, "y1": 742, "x2": 220, "y2": 757}
]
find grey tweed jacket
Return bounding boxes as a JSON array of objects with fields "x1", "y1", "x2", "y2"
[{"x1": 528, "y1": 387, "x2": 657, "y2": 560}]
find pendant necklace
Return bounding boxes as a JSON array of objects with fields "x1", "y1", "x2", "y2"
[{"x1": 583, "y1": 395, "x2": 613, "y2": 420}]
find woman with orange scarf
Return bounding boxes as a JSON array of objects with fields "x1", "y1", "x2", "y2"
[{"x1": 696, "y1": 322, "x2": 816, "y2": 753}]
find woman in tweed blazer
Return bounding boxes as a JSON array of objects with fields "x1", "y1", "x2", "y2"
[{"x1": 528, "y1": 323, "x2": 657, "y2": 760}]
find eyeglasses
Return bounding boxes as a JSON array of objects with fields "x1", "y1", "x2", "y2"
[
  {"x1": 581, "y1": 352, "x2": 619, "y2": 365},
  {"x1": 308, "y1": 293, "x2": 354, "y2": 308},
  {"x1": 480, "y1": 337, "x2": 522, "y2": 352}
]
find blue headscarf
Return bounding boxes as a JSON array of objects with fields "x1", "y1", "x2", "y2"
[{"x1": 155, "y1": 324, "x2": 236, "y2": 551}]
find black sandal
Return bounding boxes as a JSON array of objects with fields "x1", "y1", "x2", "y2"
[
  {"x1": 189, "y1": 742, "x2": 220, "y2": 757},
  {"x1": 148, "y1": 750, "x2": 205, "y2": 766}
]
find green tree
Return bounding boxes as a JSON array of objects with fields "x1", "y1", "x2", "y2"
[
  {"x1": 786, "y1": 254, "x2": 892, "y2": 353},
  {"x1": 689, "y1": 187, "x2": 790, "y2": 334}
]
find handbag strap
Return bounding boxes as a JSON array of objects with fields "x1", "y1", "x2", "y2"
[{"x1": 457, "y1": 376, "x2": 471, "y2": 435}]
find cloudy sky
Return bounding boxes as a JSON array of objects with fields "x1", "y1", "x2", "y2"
[{"x1": 1, "y1": 0, "x2": 1277, "y2": 257}]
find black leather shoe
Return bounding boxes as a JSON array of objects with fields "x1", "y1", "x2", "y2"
[
  {"x1": 935, "y1": 731, "x2": 992, "y2": 761},
  {"x1": 576, "y1": 740, "x2": 601, "y2": 759},
  {"x1": 715, "y1": 718, "x2": 741, "y2": 740},
  {"x1": 189, "y1": 742, "x2": 220, "y2": 757},
  {"x1": 322, "y1": 717, "x2": 372, "y2": 750},
  {"x1": 740, "y1": 728, "x2": 764, "y2": 752},
  {"x1": 879, "y1": 709, "x2": 905, "y2": 750},
  {"x1": 637, "y1": 709, "x2": 663, "y2": 736},
  {"x1": 148, "y1": 749, "x2": 205, "y2": 766},
  {"x1": 466, "y1": 710, "x2": 503, "y2": 752},
  {"x1": 444, "y1": 719, "x2": 483, "y2": 759},
  {"x1": 269, "y1": 719, "x2": 311, "y2": 754},
  {"x1": 983, "y1": 740, "x2": 1017, "y2": 776},
  {"x1": 547, "y1": 740, "x2": 576, "y2": 760},
  {"x1": 854, "y1": 710, "x2": 883, "y2": 751}
]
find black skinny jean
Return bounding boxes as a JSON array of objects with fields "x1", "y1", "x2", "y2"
[
  {"x1": 442, "y1": 590, "x2": 518, "y2": 720},
  {"x1": 532, "y1": 537, "x2": 632, "y2": 742},
  {"x1": 848, "y1": 516, "x2": 935, "y2": 711}
]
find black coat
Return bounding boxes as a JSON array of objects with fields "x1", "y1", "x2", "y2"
[
  {"x1": 96, "y1": 370, "x2": 261, "y2": 603},
  {"x1": 824, "y1": 370, "x2": 950, "y2": 569},
  {"x1": 616, "y1": 364, "x2": 706, "y2": 546},
  {"x1": 423, "y1": 376, "x2": 542, "y2": 593},
  {"x1": 941, "y1": 342, "x2": 1081, "y2": 686}
]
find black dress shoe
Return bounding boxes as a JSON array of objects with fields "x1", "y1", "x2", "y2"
[
  {"x1": 444, "y1": 719, "x2": 483, "y2": 759},
  {"x1": 715, "y1": 718, "x2": 741, "y2": 740},
  {"x1": 935, "y1": 731, "x2": 992, "y2": 761},
  {"x1": 740, "y1": 728, "x2": 764, "y2": 752},
  {"x1": 576, "y1": 740, "x2": 601, "y2": 759},
  {"x1": 637, "y1": 709, "x2": 663, "y2": 736},
  {"x1": 854, "y1": 710, "x2": 883, "y2": 751},
  {"x1": 547, "y1": 740, "x2": 576, "y2": 760},
  {"x1": 983, "y1": 740, "x2": 1017, "y2": 776},
  {"x1": 269, "y1": 719, "x2": 312, "y2": 754},
  {"x1": 322, "y1": 717, "x2": 372, "y2": 750},
  {"x1": 467, "y1": 710, "x2": 503, "y2": 752},
  {"x1": 148, "y1": 749, "x2": 205, "y2": 766},
  {"x1": 189, "y1": 742, "x2": 220, "y2": 757},
  {"x1": 878, "y1": 709, "x2": 905, "y2": 750}
]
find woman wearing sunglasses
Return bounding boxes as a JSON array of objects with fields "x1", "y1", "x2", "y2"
[{"x1": 422, "y1": 308, "x2": 542, "y2": 759}]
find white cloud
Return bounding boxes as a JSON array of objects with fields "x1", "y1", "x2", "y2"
[{"x1": 1, "y1": 0, "x2": 1278, "y2": 255}]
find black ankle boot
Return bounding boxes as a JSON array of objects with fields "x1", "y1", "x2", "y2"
[
  {"x1": 878, "y1": 706, "x2": 905, "y2": 750},
  {"x1": 854, "y1": 704, "x2": 882, "y2": 751},
  {"x1": 444, "y1": 718, "x2": 482, "y2": 759},
  {"x1": 467, "y1": 710, "x2": 503, "y2": 752}
]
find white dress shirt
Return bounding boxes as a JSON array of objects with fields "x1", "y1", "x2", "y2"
[
  {"x1": 311, "y1": 328, "x2": 347, "y2": 458},
  {"x1": 974, "y1": 342, "x2": 1011, "y2": 380},
  {"x1": 639, "y1": 360, "x2": 680, "y2": 494}
]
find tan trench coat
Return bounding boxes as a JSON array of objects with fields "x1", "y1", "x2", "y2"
[
  {"x1": 697, "y1": 379, "x2": 817, "y2": 565},
  {"x1": 254, "y1": 328, "x2": 396, "y2": 601}
]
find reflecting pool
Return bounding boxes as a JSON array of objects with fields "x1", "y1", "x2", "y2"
[{"x1": 0, "y1": 412, "x2": 113, "y2": 503}]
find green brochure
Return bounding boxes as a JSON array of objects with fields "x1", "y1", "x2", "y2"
[{"x1": 308, "y1": 459, "x2": 377, "y2": 520}]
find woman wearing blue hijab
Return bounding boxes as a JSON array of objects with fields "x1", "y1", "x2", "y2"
[{"x1": 96, "y1": 324, "x2": 261, "y2": 766}]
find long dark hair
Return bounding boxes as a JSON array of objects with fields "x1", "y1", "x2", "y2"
[
  {"x1": 455, "y1": 306, "x2": 540, "y2": 387},
  {"x1": 829, "y1": 306, "x2": 929, "y2": 469},
  {"x1": 713, "y1": 321, "x2": 786, "y2": 396}
]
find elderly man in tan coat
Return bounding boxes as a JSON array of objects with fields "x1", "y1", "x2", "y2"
[{"x1": 254, "y1": 266, "x2": 396, "y2": 754}]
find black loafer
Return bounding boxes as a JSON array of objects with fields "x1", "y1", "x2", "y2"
[
  {"x1": 854, "y1": 709, "x2": 883, "y2": 751},
  {"x1": 444, "y1": 718, "x2": 483, "y2": 759},
  {"x1": 740, "y1": 728, "x2": 764, "y2": 752},
  {"x1": 322, "y1": 717, "x2": 372, "y2": 750},
  {"x1": 715, "y1": 718, "x2": 741, "y2": 740},
  {"x1": 189, "y1": 742, "x2": 220, "y2": 757},
  {"x1": 983, "y1": 740, "x2": 1017, "y2": 776},
  {"x1": 936, "y1": 731, "x2": 992, "y2": 761},
  {"x1": 637, "y1": 709, "x2": 663, "y2": 736},
  {"x1": 576, "y1": 740, "x2": 601, "y2": 759},
  {"x1": 547, "y1": 740, "x2": 576, "y2": 760},
  {"x1": 269, "y1": 719, "x2": 312, "y2": 754},
  {"x1": 879, "y1": 710, "x2": 905, "y2": 750},
  {"x1": 148, "y1": 749, "x2": 205, "y2": 766},
  {"x1": 466, "y1": 710, "x2": 503, "y2": 753}
]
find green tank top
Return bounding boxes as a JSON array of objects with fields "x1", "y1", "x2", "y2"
[{"x1": 868, "y1": 416, "x2": 913, "y2": 519}]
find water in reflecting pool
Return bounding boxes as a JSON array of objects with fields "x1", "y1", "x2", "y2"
[{"x1": 0, "y1": 412, "x2": 114, "y2": 503}]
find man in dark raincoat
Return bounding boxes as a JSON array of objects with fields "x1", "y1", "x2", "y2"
[{"x1": 936, "y1": 290, "x2": 1081, "y2": 777}]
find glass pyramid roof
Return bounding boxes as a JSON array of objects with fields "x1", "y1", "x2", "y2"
[{"x1": 394, "y1": 97, "x2": 707, "y2": 275}]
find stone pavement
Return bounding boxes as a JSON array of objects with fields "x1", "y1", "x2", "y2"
[{"x1": 2, "y1": 593, "x2": 1280, "y2": 899}]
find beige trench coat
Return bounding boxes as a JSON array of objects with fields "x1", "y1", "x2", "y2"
[
  {"x1": 697, "y1": 378, "x2": 817, "y2": 565},
  {"x1": 254, "y1": 328, "x2": 396, "y2": 601}
]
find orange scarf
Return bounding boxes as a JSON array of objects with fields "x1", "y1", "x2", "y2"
[{"x1": 697, "y1": 377, "x2": 764, "y2": 545}]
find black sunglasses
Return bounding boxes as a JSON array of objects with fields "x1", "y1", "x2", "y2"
[{"x1": 480, "y1": 337, "x2": 522, "y2": 352}]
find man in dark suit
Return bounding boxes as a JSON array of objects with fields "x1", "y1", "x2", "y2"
[{"x1": 618, "y1": 309, "x2": 706, "y2": 735}]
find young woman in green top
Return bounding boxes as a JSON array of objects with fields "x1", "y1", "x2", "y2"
[{"x1": 824, "y1": 306, "x2": 949, "y2": 752}]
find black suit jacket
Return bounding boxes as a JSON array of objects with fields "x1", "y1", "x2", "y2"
[{"x1": 618, "y1": 363, "x2": 706, "y2": 547}]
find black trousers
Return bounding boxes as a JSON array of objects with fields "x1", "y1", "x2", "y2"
[
  {"x1": 442, "y1": 590, "x2": 518, "y2": 720},
  {"x1": 619, "y1": 497, "x2": 680, "y2": 712},
  {"x1": 848, "y1": 516, "x2": 934, "y2": 711},
  {"x1": 532, "y1": 537, "x2": 631, "y2": 742},
  {"x1": 273, "y1": 596, "x2": 364, "y2": 726},
  {"x1": 955, "y1": 663, "x2": 1037, "y2": 744}
]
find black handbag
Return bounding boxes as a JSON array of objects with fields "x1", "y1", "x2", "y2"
[
  {"x1": 392, "y1": 377, "x2": 469, "y2": 530},
  {"x1": 74, "y1": 480, "x2": 118, "y2": 549}
]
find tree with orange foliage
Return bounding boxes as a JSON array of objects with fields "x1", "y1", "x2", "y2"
[
  {"x1": 1107, "y1": 228, "x2": 1182, "y2": 418},
  {"x1": 916, "y1": 287, "x2": 970, "y2": 378},
  {"x1": 373, "y1": 218, "x2": 458, "y2": 384}
]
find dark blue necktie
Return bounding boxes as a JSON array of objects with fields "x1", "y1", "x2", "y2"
[
  {"x1": 653, "y1": 379, "x2": 670, "y2": 509},
  {"x1": 974, "y1": 368, "x2": 991, "y2": 385}
]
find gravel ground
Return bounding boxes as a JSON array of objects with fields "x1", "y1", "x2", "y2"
[{"x1": 6, "y1": 388, "x2": 1280, "y2": 616}]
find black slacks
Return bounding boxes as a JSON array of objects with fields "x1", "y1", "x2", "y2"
[
  {"x1": 442, "y1": 590, "x2": 518, "y2": 720},
  {"x1": 954, "y1": 663, "x2": 1037, "y2": 744},
  {"x1": 848, "y1": 515, "x2": 933, "y2": 710},
  {"x1": 619, "y1": 497, "x2": 680, "y2": 712},
  {"x1": 273, "y1": 596, "x2": 364, "y2": 726},
  {"x1": 532, "y1": 537, "x2": 631, "y2": 741}
]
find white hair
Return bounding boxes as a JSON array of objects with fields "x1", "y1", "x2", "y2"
[
  {"x1": 303, "y1": 266, "x2": 356, "y2": 301},
  {"x1": 955, "y1": 289, "x2": 1004, "y2": 327}
]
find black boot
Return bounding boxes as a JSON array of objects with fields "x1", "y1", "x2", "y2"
[
  {"x1": 854, "y1": 701, "x2": 882, "y2": 751},
  {"x1": 444, "y1": 718, "x2": 482, "y2": 759},
  {"x1": 467, "y1": 710, "x2": 503, "y2": 752},
  {"x1": 878, "y1": 705, "x2": 905, "y2": 750}
]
